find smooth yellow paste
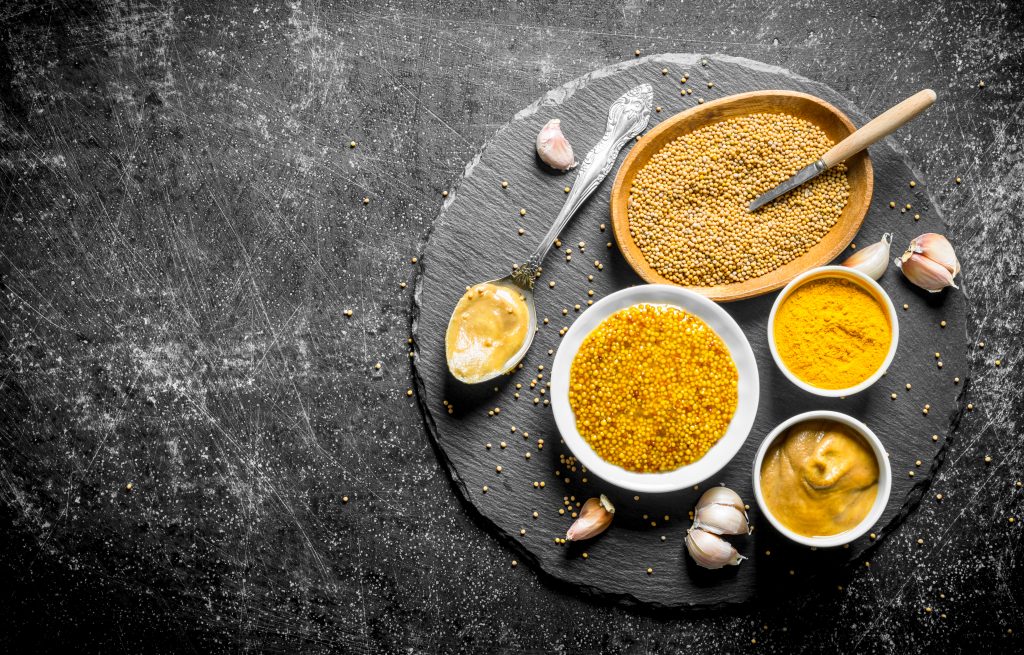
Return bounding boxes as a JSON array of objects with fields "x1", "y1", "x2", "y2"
[
  {"x1": 759, "y1": 420, "x2": 879, "y2": 537},
  {"x1": 446, "y1": 282, "x2": 530, "y2": 382}
]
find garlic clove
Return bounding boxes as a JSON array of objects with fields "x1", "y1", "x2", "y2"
[
  {"x1": 536, "y1": 119, "x2": 577, "y2": 172},
  {"x1": 896, "y1": 252, "x2": 959, "y2": 293},
  {"x1": 565, "y1": 493, "x2": 615, "y2": 541},
  {"x1": 695, "y1": 485, "x2": 745, "y2": 513},
  {"x1": 842, "y1": 233, "x2": 892, "y2": 280},
  {"x1": 685, "y1": 528, "x2": 746, "y2": 569},
  {"x1": 693, "y1": 503, "x2": 751, "y2": 536},
  {"x1": 909, "y1": 233, "x2": 960, "y2": 277}
]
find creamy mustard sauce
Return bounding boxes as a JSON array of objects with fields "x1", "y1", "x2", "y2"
[
  {"x1": 446, "y1": 282, "x2": 530, "y2": 382},
  {"x1": 760, "y1": 420, "x2": 879, "y2": 537}
]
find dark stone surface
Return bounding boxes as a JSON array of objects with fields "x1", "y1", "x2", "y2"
[
  {"x1": 1, "y1": 0, "x2": 1022, "y2": 652},
  {"x1": 413, "y1": 53, "x2": 969, "y2": 608}
]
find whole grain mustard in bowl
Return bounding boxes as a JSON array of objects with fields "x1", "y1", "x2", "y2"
[
  {"x1": 767, "y1": 266, "x2": 898, "y2": 396},
  {"x1": 752, "y1": 410, "x2": 892, "y2": 547},
  {"x1": 550, "y1": 285, "x2": 759, "y2": 493}
]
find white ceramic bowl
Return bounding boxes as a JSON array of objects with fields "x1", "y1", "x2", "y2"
[
  {"x1": 550, "y1": 284, "x2": 759, "y2": 493},
  {"x1": 767, "y1": 265, "x2": 899, "y2": 397},
  {"x1": 752, "y1": 410, "x2": 892, "y2": 548}
]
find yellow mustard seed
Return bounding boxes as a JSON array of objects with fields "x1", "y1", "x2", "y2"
[
  {"x1": 627, "y1": 113, "x2": 850, "y2": 287},
  {"x1": 568, "y1": 304, "x2": 738, "y2": 472}
]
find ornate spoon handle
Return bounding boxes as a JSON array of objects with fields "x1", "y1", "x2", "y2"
[{"x1": 514, "y1": 84, "x2": 652, "y2": 288}]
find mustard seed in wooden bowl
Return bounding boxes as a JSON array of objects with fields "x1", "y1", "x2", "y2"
[
  {"x1": 628, "y1": 113, "x2": 850, "y2": 287},
  {"x1": 610, "y1": 91, "x2": 873, "y2": 302}
]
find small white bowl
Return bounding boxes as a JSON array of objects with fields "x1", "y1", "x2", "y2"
[
  {"x1": 550, "y1": 284, "x2": 759, "y2": 493},
  {"x1": 767, "y1": 265, "x2": 899, "y2": 397},
  {"x1": 752, "y1": 410, "x2": 892, "y2": 548}
]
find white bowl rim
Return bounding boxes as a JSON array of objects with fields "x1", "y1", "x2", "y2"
[
  {"x1": 767, "y1": 265, "x2": 899, "y2": 397},
  {"x1": 751, "y1": 410, "x2": 893, "y2": 548},
  {"x1": 550, "y1": 284, "x2": 759, "y2": 494}
]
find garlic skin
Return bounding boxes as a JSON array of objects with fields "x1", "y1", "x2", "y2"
[
  {"x1": 895, "y1": 233, "x2": 961, "y2": 292},
  {"x1": 693, "y1": 503, "x2": 750, "y2": 536},
  {"x1": 685, "y1": 528, "x2": 746, "y2": 569},
  {"x1": 910, "y1": 233, "x2": 961, "y2": 277},
  {"x1": 842, "y1": 233, "x2": 892, "y2": 280},
  {"x1": 696, "y1": 486, "x2": 745, "y2": 513},
  {"x1": 565, "y1": 494, "x2": 614, "y2": 541},
  {"x1": 536, "y1": 119, "x2": 577, "y2": 171}
]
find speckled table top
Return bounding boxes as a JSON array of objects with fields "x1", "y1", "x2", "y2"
[{"x1": 1, "y1": 1, "x2": 1022, "y2": 653}]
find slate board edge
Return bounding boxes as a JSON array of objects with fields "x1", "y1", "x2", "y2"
[{"x1": 410, "y1": 53, "x2": 970, "y2": 610}]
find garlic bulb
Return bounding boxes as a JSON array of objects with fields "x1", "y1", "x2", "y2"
[
  {"x1": 685, "y1": 528, "x2": 746, "y2": 569},
  {"x1": 686, "y1": 486, "x2": 750, "y2": 568},
  {"x1": 693, "y1": 503, "x2": 750, "y2": 536},
  {"x1": 842, "y1": 233, "x2": 892, "y2": 280},
  {"x1": 536, "y1": 119, "x2": 577, "y2": 171},
  {"x1": 565, "y1": 494, "x2": 614, "y2": 541},
  {"x1": 895, "y1": 233, "x2": 960, "y2": 292}
]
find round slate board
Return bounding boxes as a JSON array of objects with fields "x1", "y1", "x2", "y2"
[{"x1": 411, "y1": 54, "x2": 969, "y2": 608}]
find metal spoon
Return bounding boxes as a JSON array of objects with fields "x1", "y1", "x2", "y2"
[{"x1": 447, "y1": 84, "x2": 652, "y2": 384}]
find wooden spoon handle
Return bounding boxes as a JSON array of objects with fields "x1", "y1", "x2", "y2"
[{"x1": 821, "y1": 89, "x2": 936, "y2": 168}]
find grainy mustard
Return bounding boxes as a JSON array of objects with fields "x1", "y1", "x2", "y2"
[{"x1": 569, "y1": 304, "x2": 738, "y2": 472}]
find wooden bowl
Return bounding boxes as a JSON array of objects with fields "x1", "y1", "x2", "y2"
[{"x1": 610, "y1": 90, "x2": 874, "y2": 302}]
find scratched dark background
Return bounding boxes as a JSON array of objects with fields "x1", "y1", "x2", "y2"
[{"x1": 1, "y1": 0, "x2": 1022, "y2": 653}]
